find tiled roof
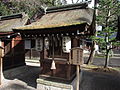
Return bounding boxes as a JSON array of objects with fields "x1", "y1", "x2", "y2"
[{"x1": 0, "y1": 13, "x2": 28, "y2": 32}]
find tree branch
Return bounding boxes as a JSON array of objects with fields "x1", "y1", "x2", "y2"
[
  {"x1": 71, "y1": 0, "x2": 74, "y2": 4},
  {"x1": 76, "y1": 0, "x2": 80, "y2": 3}
]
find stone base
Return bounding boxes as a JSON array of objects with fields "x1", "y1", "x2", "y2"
[{"x1": 37, "y1": 77, "x2": 74, "y2": 90}]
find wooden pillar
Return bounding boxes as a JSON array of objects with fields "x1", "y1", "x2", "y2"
[
  {"x1": 52, "y1": 36, "x2": 54, "y2": 63},
  {"x1": 51, "y1": 35, "x2": 56, "y2": 76},
  {"x1": 0, "y1": 46, "x2": 4, "y2": 85},
  {"x1": 0, "y1": 56, "x2": 2, "y2": 85},
  {"x1": 12, "y1": 38, "x2": 15, "y2": 67}
]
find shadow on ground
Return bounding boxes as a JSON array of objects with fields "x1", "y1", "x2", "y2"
[
  {"x1": 2, "y1": 63, "x2": 120, "y2": 90},
  {"x1": 80, "y1": 70, "x2": 120, "y2": 90},
  {"x1": 3, "y1": 65, "x2": 40, "y2": 88}
]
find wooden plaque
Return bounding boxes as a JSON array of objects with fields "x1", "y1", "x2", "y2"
[{"x1": 69, "y1": 47, "x2": 83, "y2": 65}]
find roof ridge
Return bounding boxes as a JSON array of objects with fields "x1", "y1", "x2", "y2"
[
  {"x1": 0, "y1": 12, "x2": 25, "y2": 21},
  {"x1": 42, "y1": 2, "x2": 88, "y2": 14}
]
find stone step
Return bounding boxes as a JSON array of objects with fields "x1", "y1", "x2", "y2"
[{"x1": 25, "y1": 59, "x2": 40, "y2": 63}]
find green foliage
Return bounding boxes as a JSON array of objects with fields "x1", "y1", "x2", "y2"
[
  {"x1": 0, "y1": 0, "x2": 57, "y2": 17},
  {"x1": 40, "y1": 0, "x2": 57, "y2": 6},
  {"x1": 0, "y1": 1, "x2": 12, "y2": 16},
  {"x1": 13, "y1": 1, "x2": 39, "y2": 18},
  {"x1": 97, "y1": 0, "x2": 120, "y2": 27},
  {"x1": 95, "y1": 0, "x2": 120, "y2": 51}
]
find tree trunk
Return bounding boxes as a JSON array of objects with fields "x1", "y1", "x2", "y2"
[
  {"x1": 86, "y1": 41, "x2": 95, "y2": 65},
  {"x1": 104, "y1": 48, "x2": 110, "y2": 68},
  {"x1": 104, "y1": 34, "x2": 110, "y2": 68},
  {"x1": 86, "y1": 0, "x2": 97, "y2": 65},
  {"x1": 110, "y1": 43, "x2": 114, "y2": 57}
]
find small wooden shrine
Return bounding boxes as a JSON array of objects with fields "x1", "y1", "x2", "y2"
[
  {"x1": 13, "y1": 3, "x2": 95, "y2": 81},
  {"x1": 0, "y1": 13, "x2": 28, "y2": 70}
]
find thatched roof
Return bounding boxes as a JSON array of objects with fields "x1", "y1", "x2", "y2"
[
  {"x1": 0, "y1": 13, "x2": 28, "y2": 32},
  {"x1": 13, "y1": 3, "x2": 94, "y2": 31}
]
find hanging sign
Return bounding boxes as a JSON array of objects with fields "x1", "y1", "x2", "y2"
[
  {"x1": 44, "y1": 37, "x2": 49, "y2": 50},
  {"x1": 62, "y1": 36, "x2": 71, "y2": 53},
  {"x1": 36, "y1": 38, "x2": 43, "y2": 51}
]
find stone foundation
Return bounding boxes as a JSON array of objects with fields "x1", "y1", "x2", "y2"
[{"x1": 37, "y1": 78, "x2": 74, "y2": 90}]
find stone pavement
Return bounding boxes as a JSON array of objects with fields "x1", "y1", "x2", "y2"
[{"x1": 0, "y1": 59, "x2": 120, "y2": 90}]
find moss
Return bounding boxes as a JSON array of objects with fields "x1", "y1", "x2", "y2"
[
  {"x1": 92, "y1": 67, "x2": 120, "y2": 74},
  {"x1": 14, "y1": 21, "x2": 85, "y2": 30},
  {"x1": 81, "y1": 64, "x2": 101, "y2": 69},
  {"x1": 112, "y1": 67, "x2": 120, "y2": 71},
  {"x1": 0, "y1": 24, "x2": 10, "y2": 29}
]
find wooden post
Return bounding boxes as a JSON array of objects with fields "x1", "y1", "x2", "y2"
[
  {"x1": 0, "y1": 57, "x2": 1, "y2": 85},
  {"x1": 76, "y1": 65, "x2": 80, "y2": 90},
  {"x1": 51, "y1": 35, "x2": 56, "y2": 76},
  {"x1": 0, "y1": 57, "x2": 2, "y2": 85},
  {"x1": 69, "y1": 47, "x2": 83, "y2": 90},
  {"x1": 30, "y1": 48, "x2": 32, "y2": 59},
  {"x1": 52, "y1": 36, "x2": 54, "y2": 64},
  {"x1": 0, "y1": 46, "x2": 4, "y2": 85}
]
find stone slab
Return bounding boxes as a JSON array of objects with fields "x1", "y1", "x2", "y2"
[{"x1": 37, "y1": 78, "x2": 74, "y2": 90}]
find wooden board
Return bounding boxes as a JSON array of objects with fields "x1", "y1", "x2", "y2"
[{"x1": 69, "y1": 47, "x2": 83, "y2": 65}]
